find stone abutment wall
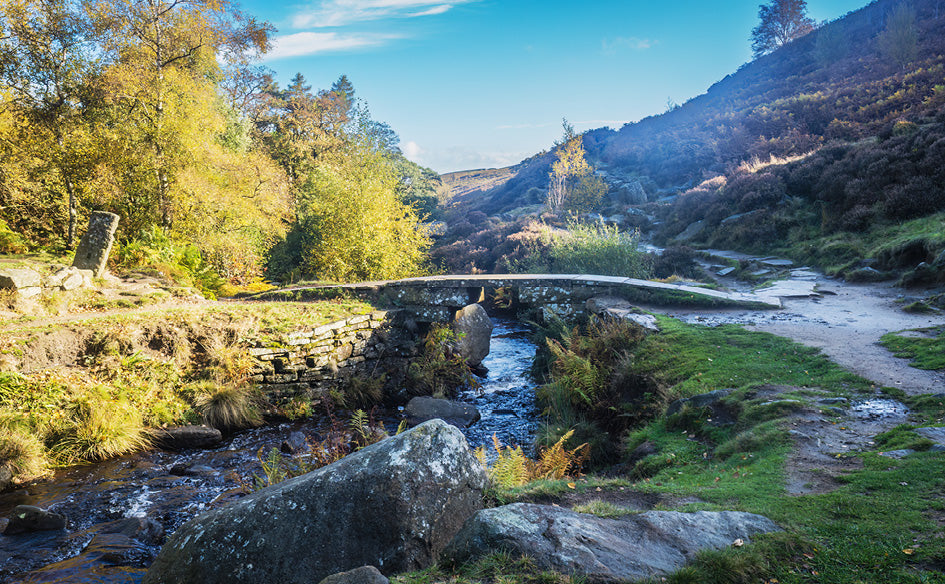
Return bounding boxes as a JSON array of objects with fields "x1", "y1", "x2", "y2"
[{"x1": 248, "y1": 309, "x2": 420, "y2": 408}]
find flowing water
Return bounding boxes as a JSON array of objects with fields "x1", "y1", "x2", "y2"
[{"x1": 0, "y1": 318, "x2": 540, "y2": 583}]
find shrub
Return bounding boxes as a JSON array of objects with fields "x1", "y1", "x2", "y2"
[
  {"x1": 543, "y1": 221, "x2": 652, "y2": 278},
  {"x1": 407, "y1": 324, "x2": 478, "y2": 398},
  {"x1": 0, "y1": 219, "x2": 28, "y2": 253}
]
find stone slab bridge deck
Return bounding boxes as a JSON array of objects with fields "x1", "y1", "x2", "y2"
[{"x1": 267, "y1": 274, "x2": 782, "y2": 323}]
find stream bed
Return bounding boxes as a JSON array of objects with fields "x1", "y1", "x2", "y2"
[{"x1": 0, "y1": 318, "x2": 540, "y2": 583}]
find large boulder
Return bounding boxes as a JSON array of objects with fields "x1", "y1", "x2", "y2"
[
  {"x1": 406, "y1": 396, "x2": 481, "y2": 428},
  {"x1": 0, "y1": 268, "x2": 43, "y2": 298},
  {"x1": 452, "y1": 304, "x2": 493, "y2": 367},
  {"x1": 444, "y1": 503, "x2": 780, "y2": 583},
  {"x1": 143, "y1": 419, "x2": 488, "y2": 584}
]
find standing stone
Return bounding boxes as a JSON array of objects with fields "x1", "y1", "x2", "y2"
[
  {"x1": 452, "y1": 304, "x2": 493, "y2": 367},
  {"x1": 143, "y1": 420, "x2": 488, "y2": 584},
  {"x1": 72, "y1": 211, "x2": 120, "y2": 278}
]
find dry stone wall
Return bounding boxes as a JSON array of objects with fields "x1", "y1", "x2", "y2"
[{"x1": 248, "y1": 309, "x2": 419, "y2": 406}]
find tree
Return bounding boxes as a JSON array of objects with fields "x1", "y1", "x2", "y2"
[
  {"x1": 878, "y1": 3, "x2": 918, "y2": 68},
  {"x1": 549, "y1": 123, "x2": 609, "y2": 214},
  {"x1": 0, "y1": 0, "x2": 98, "y2": 246},
  {"x1": 750, "y1": 0, "x2": 815, "y2": 58},
  {"x1": 88, "y1": 0, "x2": 271, "y2": 228}
]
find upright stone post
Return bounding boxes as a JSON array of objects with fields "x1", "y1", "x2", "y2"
[{"x1": 72, "y1": 212, "x2": 120, "y2": 278}]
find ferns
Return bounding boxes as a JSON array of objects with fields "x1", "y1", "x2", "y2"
[{"x1": 475, "y1": 430, "x2": 589, "y2": 489}]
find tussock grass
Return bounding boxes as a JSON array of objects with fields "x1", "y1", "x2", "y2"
[
  {"x1": 50, "y1": 393, "x2": 151, "y2": 464},
  {"x1": 0, "y1": 299, "x2": 377, "y2": 483},
  {"x1": 196, "y1": 384, "x2": 262, "y2": 432}
]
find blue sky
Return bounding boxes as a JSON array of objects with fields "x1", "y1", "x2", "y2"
[{"x1": 240, "y1": 0, "x2": 869, "y2": 173}]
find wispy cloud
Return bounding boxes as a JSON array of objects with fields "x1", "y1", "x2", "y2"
[
  {"x1": 403, "y1": 141, "x2": 528, "y2": 173},
  {"x1": 496, "y1": 122, "x2": 554, "y2": 130},
  {"x1": 602, "y1": 36, "x2": 657, "y2": 55},
  {"x1": 292, "y1": 0, "x2": 476, "y2": 29},
  {"x1": 265, "y1": 31, "x2": 402, "y2": 59}
]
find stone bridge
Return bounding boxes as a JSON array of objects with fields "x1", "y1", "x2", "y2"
[{"x1": 269, "y1": 274, "x2": 782, "y2": 323}]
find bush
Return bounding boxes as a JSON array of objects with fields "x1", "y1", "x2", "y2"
[
  {"x1": 0, "y1": 219, "x2": 28, "y2": 253},
  {"x1": 407, "y1": 324, "x2": 478, "y2": 398},
  {"x1": 541, "y1": 220, "x2": 652, "y2": 278}
]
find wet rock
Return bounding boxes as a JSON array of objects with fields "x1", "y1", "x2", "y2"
[
  {"x1": 444, "y1": 503, "x2": 781, "y2": 583},
  {"x1": 666, "y1": 389, "x2": 736, "y2": 425},
  {"x1": 453, "y1": 303, "x2": 493, "y2": 367},
  {"x1": 318, "y1": 566, "x2": 389, "y2": 584},
  {"x1": 825, "y1": 407, "x2": 846, "y2": 417},
  {"x1": 929, "y1": 445, "x2": 945, "y2": 453},
  {"x1": 406, "y1": 396, "x2": 481, "y2": 429},
  {"x1": 152, "y1": 425, "x2": 223, "y2": 450},
  {"x1": 143, "y1": 419, "x2": 488, "y2": 584},
  {"x1": 99, "y1": 516, "x2": 164, "y2": 545},
  {"x1": 879, "y1": 449, "x2": 915, "y2": 459},
  {"x1": 281, "y1": 430, "x2": 310, "y2": 454},
  {"x1": 2, "y1": 505, "x2": 68, "y2": 535},
  {"x1": 819, "y1": 397, "x2": 848, "y2": 405},
  {"x1": 169, "y1": 463, "x2": 217, "y2": 477},
  {"x1": 23, "y1": 532, "x2": 154, "y2": 582},
  {"x1": 914, "y1": 427, "x2": 945, "y2": 444}
]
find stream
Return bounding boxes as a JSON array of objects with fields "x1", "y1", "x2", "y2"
[{"x1": 0, "y1": 318, "x2": 540, "y2": 583}]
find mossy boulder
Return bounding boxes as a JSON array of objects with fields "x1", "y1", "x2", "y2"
[{"x1": 144, "y1": 419, "x2": 487, "y2": 584}]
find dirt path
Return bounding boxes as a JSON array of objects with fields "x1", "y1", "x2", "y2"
[{"x1": 648, "y1": 264, "x2": 945, "y2": 395}]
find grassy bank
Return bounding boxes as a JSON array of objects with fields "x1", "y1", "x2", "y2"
[
  {"x1": 0, "y1": 299, "x2": 374, "y2": 485},
  {"x1": 880, "y1": 326, "x2": 945, "y2": 372},
  {"x1": 407, "y1": 315, "x2": 945, "y2": 584}
]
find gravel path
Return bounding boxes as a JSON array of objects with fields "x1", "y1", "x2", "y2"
[{"x1": 645, "y1": 261, "x2": 945, "y2": 395}]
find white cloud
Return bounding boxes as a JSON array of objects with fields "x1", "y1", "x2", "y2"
[
  {"x1": 405, "y1": 144, "x2": 529, "y2": 174},
  {"x1": 292, "y1": 0, "x2": 476, "y2": 28},
  {"x1": 496, "y1": 122, "x2": 554, "y2": 130},
  {"x1": 410, "y1": 4, "x2": 453, "y2": 17},
  {"x1": 265, "y1": 32, "x2": 401, "y2": 59},
  {"x1": 602, "y1": 36, "x2": 657, "y2": 55},
  {"x1": 403, "y1": 140, "x2": 424, "y2": 159}
]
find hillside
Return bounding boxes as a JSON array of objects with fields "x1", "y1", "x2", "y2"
[{"x1": 442, "y1": 0, "x2": 945, "y2": 283}]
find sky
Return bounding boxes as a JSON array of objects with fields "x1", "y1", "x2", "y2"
[{"x1": 239, "y1": 0, "x2": 870, "y2": 174}]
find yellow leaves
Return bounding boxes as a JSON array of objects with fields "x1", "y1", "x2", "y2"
[{"x1": 476, "y1": 430, "x2": 589, "y2": 489}]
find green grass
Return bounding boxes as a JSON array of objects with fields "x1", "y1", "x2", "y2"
[
  {"x1": 633, "y1": 316, "x2": 873, "y2": 401},
  {"x1": 778, "y1": 213, "x2": 945, "y2": 279},
  {"x1": 880, "y1": 327, "x2": 945, "y2": 371},
  {"x1": 0, "y1": 298, "x2": 377, "y2": 485},
  {"x1": 447, "y1": 316, "x2": 945, "y2": 584}
]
